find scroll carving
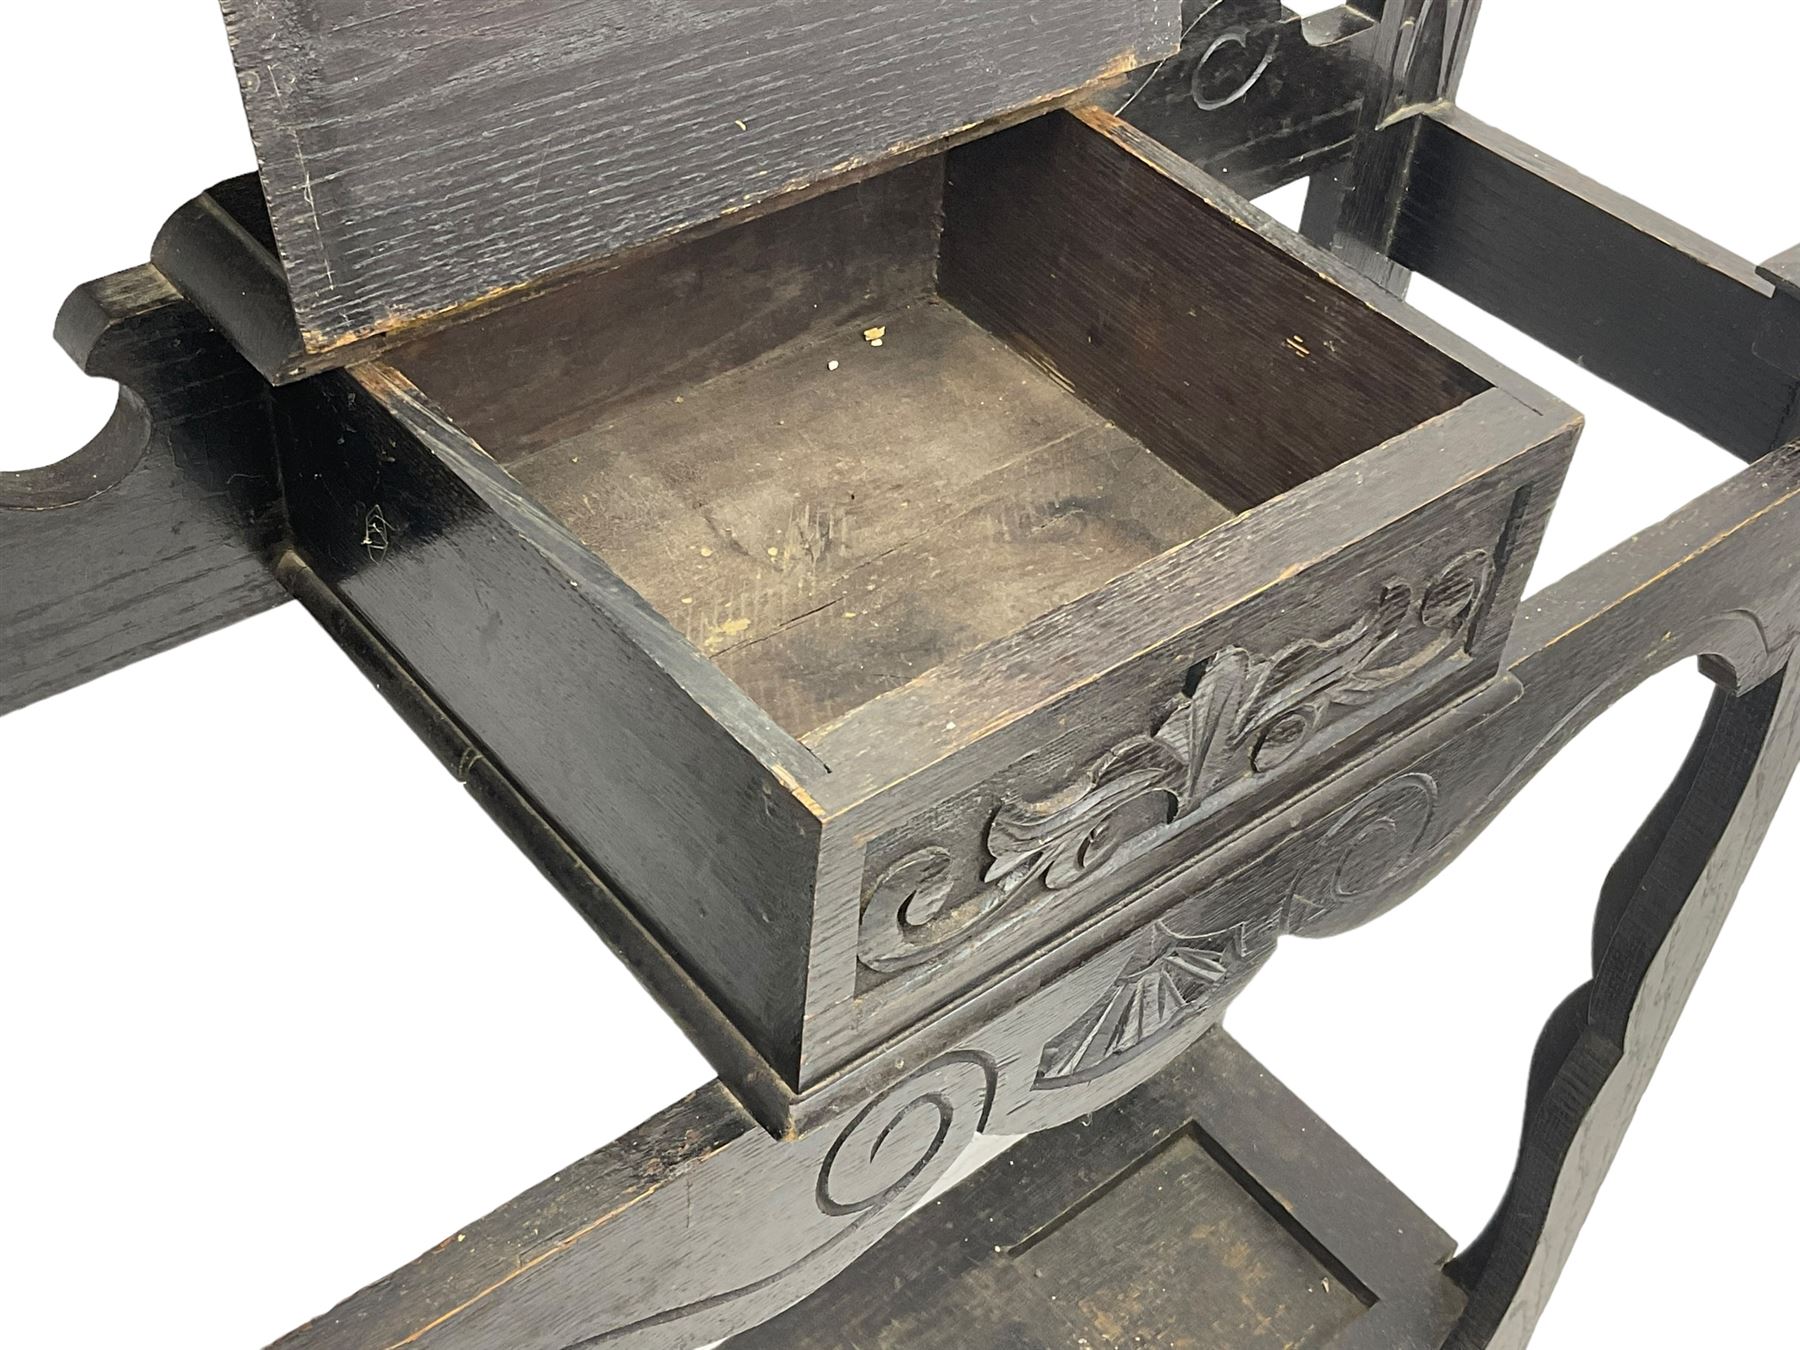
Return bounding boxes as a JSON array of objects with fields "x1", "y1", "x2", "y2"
[
  {"x1": 860, "y1": 550, "x2": 1494, "y2": 975},
  {"x1": 816, "y1": 1052, "x2": 997, "y2": 1217},
  {"x1": 577, "y1": 1053, "x2": 997, "y2": 1347},
  {"x1": 1286, "y1": 770, "x2": 1441, "y2": 937}
]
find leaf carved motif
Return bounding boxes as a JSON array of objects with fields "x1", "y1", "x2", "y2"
[
  {"x1": 1035, "y1": 767, "x2": 1446, "y2": 1091},
  {"x1": 1036, "y1": 920, "x2": 1273, "y2": 1088},
  {"x1": 859, "y1": 549, "x2": 1494, "y2": 975}
]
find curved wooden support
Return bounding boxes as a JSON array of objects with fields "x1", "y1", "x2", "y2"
[
  {"x1": 0, "y1": 266, "x2": 286, "y2": 716},
  {"x1": 1442, "y1": 660, "x2": 1800, "y2": 1348}
]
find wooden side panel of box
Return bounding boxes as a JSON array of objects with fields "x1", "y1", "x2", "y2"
[{"x1": 275, "y1": 365, "x2": 828, "y2": 1083}]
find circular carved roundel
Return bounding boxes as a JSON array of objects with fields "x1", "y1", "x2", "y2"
[
  {"x1": 816, "y1": 1053, "x2": 997, "y2": 1219},
  {"x1": 1287, "y1": 772, "x2": 1441, "y2": 939}
]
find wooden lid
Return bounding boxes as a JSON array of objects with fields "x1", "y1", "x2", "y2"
[{"x1": 217, "y1": 1, "x2": 1178, "y2": 356}]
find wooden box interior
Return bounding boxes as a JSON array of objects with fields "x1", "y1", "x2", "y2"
[{"x1": 387, "y1": 110, "x2": 1490, "y2": 742}]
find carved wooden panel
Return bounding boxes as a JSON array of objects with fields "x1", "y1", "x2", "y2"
[
  {"x1": 855, "y1": 544, "x2": 1500, "y2": 996},
  {"x1": 1026, "y1": 767, "x2": 1447, "y2": 1095}
]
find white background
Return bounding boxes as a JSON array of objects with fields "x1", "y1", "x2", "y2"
[{"x1": 1, "y1": 3, "x2": 1794, "y2": 1347}]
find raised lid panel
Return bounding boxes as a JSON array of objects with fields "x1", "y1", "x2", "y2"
[{"x1": 218, "y1": 0, "x2": 1180, "y2": 353}]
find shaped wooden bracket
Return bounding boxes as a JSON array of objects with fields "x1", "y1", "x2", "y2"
[
  {"x1": 1107, "y1": 0, "x2": 1380, "y2": 198},
  {"x1": 0, "y1": 268, "x2": 286, "y2": 716}
]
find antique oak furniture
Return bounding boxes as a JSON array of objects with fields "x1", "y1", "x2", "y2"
[{"x1": 5, "y1": 2, "x2": 1797, "y2": 1347}]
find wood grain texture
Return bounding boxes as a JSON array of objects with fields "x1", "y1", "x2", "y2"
[
  {"x1": 803, "y1": 386, "x2": 1567, "y2": 810},
  {"x1": 943, "y1": 107, "x2": 1488, "y2": 512},
  {"x1": 1, "y1": 267, "x2": 286, "y2": 716},
  {"x1": 1392, "y1": 108, "x2": 1800, "y2": 461},
  {"x1": 396, "y1": 157, "x2": 947, "y2": 465},
  {"x1": 217, "y1": 0, "x2": 1180, "y2": 350}
]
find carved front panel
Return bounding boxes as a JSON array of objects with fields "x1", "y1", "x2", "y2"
[{"x1": 855, "y1": 544, "x2": 1502, "y2": 1004}]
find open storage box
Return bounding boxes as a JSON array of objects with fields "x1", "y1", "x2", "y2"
[
  {"x1": 18, "y1": 2, "x2": 1798, "y2": 1343},
  {"x1": 271, "y1": 106, "x2": 1578, "y2": 1107}
]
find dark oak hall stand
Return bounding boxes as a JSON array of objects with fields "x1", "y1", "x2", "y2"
[{"x1": 5, "y1": 3, "x2": 1796, "y2": 1347}]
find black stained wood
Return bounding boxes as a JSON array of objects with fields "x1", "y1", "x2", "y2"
[
  {"x1": 216, "y1": 0, "x2": 1181, "y2": 353},
  {"x1": 1443, "y1": 664, "x2": 1800, "y2": 1350},
  {"x1": 151, "y1": 176, "x2": 313, "y2": 385},
  {"x1": 0, "y1": 267, "x2": 287, "y2": 716},
  {"x1": 1392, "y1": 108, "x2": 1800, "y2": 462},
  {"x1": 260, "y1": 1072, "x2": 792, "y2": 1350},
  {"x1": 263, "y1": 397, "x2": 1575, "y2": 1126},
  {"x1": 380, "y1": 104, "x2": 1511, "y2": 749},
  {"x1": 273, "y1": 364, "x2": 828, "y2": 1084},
  {"x1": 1112, "y1": 0, "x2": 1378, "y2": 201},
  {"x1": 14, "y1": 8, "x2": 1800, "y2": 1348},
  {"x1": 803, "y1": 386, "x2": 1569, "y2": 812},
  {"x1": 503, "y1": 299, "x2": 1233, "y2": 740},
  {"x1": 274, "y1": 547, "x2": 815, "y2": 1137},
  {"x1": 1300, "y1": 0, "x2": 1485, "y2": 297},
  {"x1": 1756, "y1": 246, "x2": 1800, "y2": 422},
  {"x1": 734, "y1": 1030, "x2": 1462, "y2": 1350},
  {"x1": 329, "y1": 369, "x2": 1571, "y2": 1093},
  {"x1": 942, "y1": 107, "x2": 1489, "y2": 513},
  {"x1": 807, "y1": 394, "x2": 1575, "y2": 1072}
]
